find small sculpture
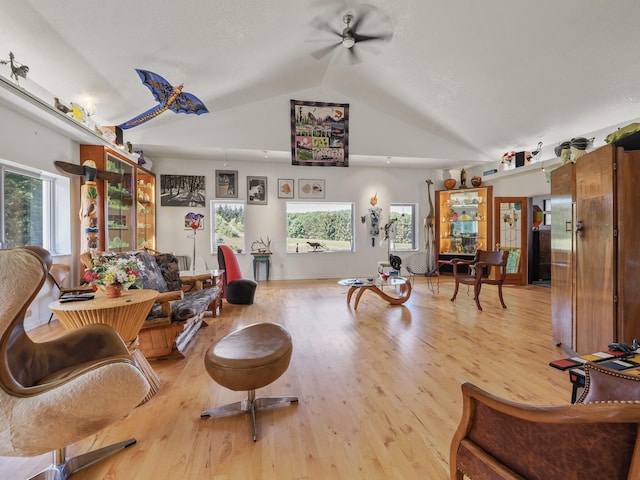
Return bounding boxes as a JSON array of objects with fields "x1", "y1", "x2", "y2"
[
  {"x1": 307, "y1": 241, "x2": 326, "y2": 252},
  {"x1": 460, "y1": 168, "x2": 467, "y2": 188},
  {"x1": 251, "y1": 237, "x2": 272, "y2": 253},
  {"x1": 0, "y1": 52, "x2": 29, "y2": 83}
]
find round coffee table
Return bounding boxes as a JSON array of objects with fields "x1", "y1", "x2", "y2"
[
  {"x1": 49, "y1": 289, "x2": 160, "y2": 404},
  {"x1": 338, "y1": 277, "x2": 412, "y2": 309}
]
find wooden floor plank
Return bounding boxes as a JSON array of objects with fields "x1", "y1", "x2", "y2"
[{"x1": 1, "y1": 277, "x2": 569, "y2": 479}]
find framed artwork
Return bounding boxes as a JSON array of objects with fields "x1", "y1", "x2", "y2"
[
  {"x1": 290, "y1": 99, "x2": 349, "y2": 167},
  {"x1": 278, "y1": 179, "x2": 294, "y2": 198},
  {"x1": 247, "y1": 176, "x2": 267, "y2": 205},
  {"x1": 299, "y1": 179, "x2": 325, "y2": 199},
  {"x1": 215, "y1": 170, "x2": 238, "y2": 198},
  {"x1": 160, "y1": 174, "x2": 206, "y2": 207}
]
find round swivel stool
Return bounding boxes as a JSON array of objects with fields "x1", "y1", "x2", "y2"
[{"x1": 201, "y1": 322, "x2": 298, "y2": 441}]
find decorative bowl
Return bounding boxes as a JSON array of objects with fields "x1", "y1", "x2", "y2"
[
  {"x1": 444, "y1": 178, "x2": 456, "y2": 190},
  {"x1": 470, "y1": 176, "x2": 482, "y2": 187}
]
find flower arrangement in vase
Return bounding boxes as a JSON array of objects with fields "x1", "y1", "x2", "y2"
[
  {"x1": 84, "y1": 256, "x2": 140, "y2": 297},
  {"x1": 501, "y1": 151, "x2": 515, "y2": 170}
]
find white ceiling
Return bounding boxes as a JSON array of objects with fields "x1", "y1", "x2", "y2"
[{"x1": 2, "y1": 0, "x2": 640, "y2": 169}]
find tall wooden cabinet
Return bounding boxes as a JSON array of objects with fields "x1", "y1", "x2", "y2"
[
  {"x1": 551, "y1": 144, "x2": 640, "y2": 354},
  {"x1": 80, "y1": 145, "x2": 156, "y2": 252}
]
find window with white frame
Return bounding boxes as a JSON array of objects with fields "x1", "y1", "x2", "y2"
[
  {"x1": 0, "y1": 161, "x2": 70, "y2": 253},
  {"x1": 286, "y1": 202, "x2": 354, "y2": 253},
  {"x1": 389, "y1": 203, "x2": 418, "y2": 251},
  {"x1": 211, "y1": 201, "x2": 246, "y2": 253}
]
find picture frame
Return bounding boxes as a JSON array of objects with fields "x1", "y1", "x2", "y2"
[
  {"x1": 291, "y1": 99, "x2": 349, "y2": 167},
  {"x1": 298, "y1": 179, "x2": 325, "y2": 199},
  {"x1": 278, "y1": 179, "x2": 294, "y2": 199},
  {"x1": 160, "y1": 174, "x2": 206, "y2": 207},
  {"x1": 215, "y1": 170, "x2": 238, "y2": 198},
  {"x1": 247, "y1": 176, "x2": 268, "y2": 205}
]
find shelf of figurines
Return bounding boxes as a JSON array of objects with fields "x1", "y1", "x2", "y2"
[
  {"x1": 0, "y1": 74, "x2": 143, "y2": 167},
  {"x1": 481, "y1": 157, "x2": 563, "y2": 181}
]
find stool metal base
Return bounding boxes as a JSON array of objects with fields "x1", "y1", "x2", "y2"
[{"x1": 201, "y1": 389, "x2": 298, "y2": 441}]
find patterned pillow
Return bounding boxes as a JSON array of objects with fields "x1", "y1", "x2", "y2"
[
  {"x1": 133, "y1": 250, "x2": 168, "y2": 293},
  {"x1": 154, "y1": 253, "x2": 182, "y2": 292}
]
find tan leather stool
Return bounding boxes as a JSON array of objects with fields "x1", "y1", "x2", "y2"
[{"x1": 201, "y1": 322, "x2": 298, "y2": 441}]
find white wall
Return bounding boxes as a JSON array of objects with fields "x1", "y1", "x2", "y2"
[{"x1": 153, "y1": 156, "x2": 442, "y2": 280}]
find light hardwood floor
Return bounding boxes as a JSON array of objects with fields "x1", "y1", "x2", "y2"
[{"x1": 2, "y1": 277, "x2": 570, "y2": 480}]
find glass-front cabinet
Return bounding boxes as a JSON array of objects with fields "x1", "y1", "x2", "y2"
[
  {"x1": 105, "y1": 152, "x2": 135, "y2": 252},
  {"x1": 136, "y1": 169, "x2": 156, "y2": 250},
  {"x1": 435, "y1": 186, "x2": 493, "y2": 267},
  {"x1": 80, "y1": 145, "x2": 156, "y2": 252}
]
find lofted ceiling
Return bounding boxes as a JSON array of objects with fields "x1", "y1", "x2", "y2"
[{"x1": 2, "y1": 0, "x2": 640, "y2": 169}]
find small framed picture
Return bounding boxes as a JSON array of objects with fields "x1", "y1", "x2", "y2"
[
  {"x1": 215, "y1": 170, "x2": 238, "y2": 198},
  {"x1": 278, "y1": 179, "x2": 294, "y2": 198},
  {"x1": 299, "y1": 179, "x2": 325, "y2": 199},
  {"x1": 247, "y1": 176, "x2": 268, "y2": 205}
]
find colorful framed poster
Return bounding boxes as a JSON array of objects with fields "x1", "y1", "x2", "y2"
[
  {"x1": 299, "y1": 179, "x2": 325, "y2": 199},
  {"x1": 278, "y1": 179, "x2": 294, "y2": 198},
  {"x1": 215, "y1": 170, "x2": 238, "y2": 198},
  {"x1": 291, "y1": 99, "x2": 349, "y2": 167},
  {"x1": 247, "y1": 176, "x2": 267, "y2": 205}
]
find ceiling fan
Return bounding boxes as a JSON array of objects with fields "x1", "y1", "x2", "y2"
[{"x1": 310, "y1": 7, "x2": 393, "y2": 63}]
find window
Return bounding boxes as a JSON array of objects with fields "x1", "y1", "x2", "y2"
[
  {"x1": 389, "y1": 203, "x2": 418, "y2": 251},
  {"x1": 211, "y1": 201, "x2": 245, "y2": 253},
  {"x1": 0, "y1": 162, "x2": 69, "y2": 253},
  {"x1": 286, "y1": 202, "x2": 354, "y2": 253}
]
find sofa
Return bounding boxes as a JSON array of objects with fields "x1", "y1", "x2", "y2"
[{"x1": 81, "y1": 249, "x2": 221, "y2": 358}]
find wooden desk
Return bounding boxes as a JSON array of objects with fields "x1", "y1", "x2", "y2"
[
  {"x1": 338, "y1": 277, "x2": 412, "y2": 309},
  {"x1": 179, "y1": 269, "x2": 224, "y2": 316},
  {"x1": 49, "y1": 289, "x2": 160, "y2": 404}
]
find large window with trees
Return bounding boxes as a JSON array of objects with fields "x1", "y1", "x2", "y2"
[
  {"x1": 286, "y1": 202, "x2": 354, "y2": 253},
  {"x1": 389, "y1": 203, "x2": 418, "y2": 251},
  {"x1": 0, "y1": 162, "x2": 69, "y2": 253},
  {"x1": 211, "y1": 201, "x2": 245, "y2": 253}
]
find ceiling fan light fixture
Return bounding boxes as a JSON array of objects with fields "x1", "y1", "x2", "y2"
[{"x1": 342, "y1": 34, "x2": 355, "y2": 49}]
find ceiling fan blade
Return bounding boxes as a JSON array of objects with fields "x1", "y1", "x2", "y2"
[
  {"x1": 310, "y1": 16, "x2": 341, "y2": 38},
  {"x1": 311, "y1": 42, "x2": 341, "y2": 60},
  {"x1": 350, "y1": 4, "x2": 373, "y2": 33},
  {"x1": 353, "y1": 31, "x2": 393, "y2": 44},
  {"x1": 347, "y1": 46, "x2": 362, "y2": 65}
]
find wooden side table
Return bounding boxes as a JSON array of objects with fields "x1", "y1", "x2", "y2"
[{"x1": 49, "y1": 289, "x2": 160, "y2": 404}]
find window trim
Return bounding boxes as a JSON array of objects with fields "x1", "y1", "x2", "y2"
[
  {"x1": 210, "y1": 200, "x2": 246, "y2": 254},
  {"x1": 285, "y1": 201, "x2": 355, "y2": 253}
]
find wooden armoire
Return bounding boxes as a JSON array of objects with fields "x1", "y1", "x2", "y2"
[{"x1": 551, "y1": 143, "x2": 640, "y2": 354}]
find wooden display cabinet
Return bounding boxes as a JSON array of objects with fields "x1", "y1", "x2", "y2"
[
  {"x1": 435, "y1": 186, "x2": 493, "y2": 272},
  {"x1": 80, "y1": 145, "x2": 156, "y2": 252}
]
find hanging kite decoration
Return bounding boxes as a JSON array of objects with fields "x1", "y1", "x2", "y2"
[{"x1": 117, "y1": 69, "x2": 209, "y2": 130}]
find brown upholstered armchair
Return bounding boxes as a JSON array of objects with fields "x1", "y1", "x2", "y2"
[
  {"x1": 450, "y1": 362, "x2": 640, "y2": 479},
  {"x1": 450, "y1": 250, "x2": 509, "y2": 311},
  {"x1": 0, "y1": 247, "x2": 149, "y2": 479}
]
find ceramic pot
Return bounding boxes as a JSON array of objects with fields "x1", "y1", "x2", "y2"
[
  {"x1": 471, "y1": 176, "x2": 482, "y2": 187},
  {"x1": 444, "y1": 178, "x2": 456, "y2": 190},
  {"x1": 105, "y1": 284, "x2": 123, "y2": 298}
]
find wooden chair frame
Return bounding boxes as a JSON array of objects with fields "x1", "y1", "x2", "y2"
[{"x1": 450, "y1": 250, "x2": 509, "y2": 311}]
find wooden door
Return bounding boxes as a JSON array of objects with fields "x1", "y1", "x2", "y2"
[
  {"x1": 550, "y1": 163, "x2": 575, "y2": 350},
  {"x1": 493, "y1": 197, "x2": 528, "y2": 285},
  {"x1": 575, "y1": 145, "x2": 616, "y2": 354}
]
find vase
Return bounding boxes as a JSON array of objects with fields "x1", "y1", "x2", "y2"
[
  {"x1": 105, "y1": 284, "x2": 123, "y2": 298},
  {"x1": 444, "y1": 178, "x2": 456, "y2": 190}
]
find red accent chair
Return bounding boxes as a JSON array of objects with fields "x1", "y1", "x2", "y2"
[{"x1": 217, "y1": 245, "x2": 257, "y2": 304}]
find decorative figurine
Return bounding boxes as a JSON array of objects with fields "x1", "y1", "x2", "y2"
[
  {"x1": 0, "y1": 52, "x2": 29, "y2": 83},
  {"x1": 460, "y1": 168, "x2": 467, "y2": 188}
]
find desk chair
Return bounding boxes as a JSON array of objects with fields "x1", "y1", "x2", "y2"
[
  {"x1": 0, "y1": 247, "x2": 149, "y2": 479},
  {"x1": 47, "y1": 263, "x2": 93, "y2": 323},
  {"x1": 450, "y1": 250, "x2": 509, "y2": 311}
]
